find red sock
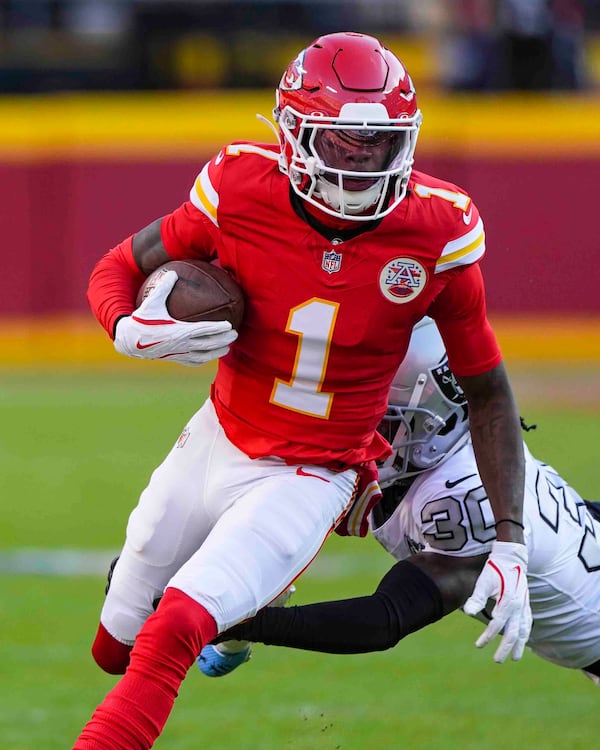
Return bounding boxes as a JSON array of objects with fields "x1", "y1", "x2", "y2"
[
  {"x1": 91, "y1": 622, "x2": 133, "y2": 675},
  {"x1": 73, "y1": 588, "x2": 217, "y2": 749}
]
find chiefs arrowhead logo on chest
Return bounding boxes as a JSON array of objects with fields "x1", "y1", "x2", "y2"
[{"x1": 379, "y1": 257, "x2": 427, "y2": 303}]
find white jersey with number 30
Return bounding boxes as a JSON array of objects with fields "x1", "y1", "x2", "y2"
[{"x1": 372, "y1": 442, "x2": 600, "y2": 670}]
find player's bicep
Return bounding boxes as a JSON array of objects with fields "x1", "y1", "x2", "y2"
[
  {"x1": 132, "y1": 218, "x2": 171, "y2": 275},
  {"x1": 161, "y1": 200, "x2": 219, "y2": 262}
]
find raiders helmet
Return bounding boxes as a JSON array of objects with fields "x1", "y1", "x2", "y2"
[{"x1": 378, "y1": 317, "x2": 470, "y2": 487}]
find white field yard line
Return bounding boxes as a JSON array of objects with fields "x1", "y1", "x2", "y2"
[{"x1": 0, "y1": 548, "x2": 389, "y2": 579}]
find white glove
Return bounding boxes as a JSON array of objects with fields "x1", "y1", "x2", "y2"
[
  {"x1": 114, "y1": 270, "x2": 238, "y2": 366},
  {"x1": 463, "y1": 540, "x2": 532, "y2": 663}
]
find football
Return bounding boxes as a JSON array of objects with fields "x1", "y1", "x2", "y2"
[{"x1": 136, "y1": 259, "x2": 245, "y2": 330}]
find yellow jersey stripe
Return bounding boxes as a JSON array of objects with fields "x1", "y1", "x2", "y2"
[
  {"x1": 226, "y1": 143, "x2": 279, "y2": 160},
  {"x1": 190, "y1": 165, "x2": 218, "y2": 226},
  {"x1": 436, "y1": 231, "x2": 485, "y2": 272},
  {"x1": 347, "y1": 481, "x2": 379, "y2": 535}
]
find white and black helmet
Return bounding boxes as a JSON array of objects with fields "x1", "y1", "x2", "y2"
[{"x1": 377, "y1": 317, "x2": 470, "y2": 487}]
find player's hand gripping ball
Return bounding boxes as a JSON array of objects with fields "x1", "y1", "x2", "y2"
[{"x1": 136, "y1": 260, "x2": 245, "y2": 330}]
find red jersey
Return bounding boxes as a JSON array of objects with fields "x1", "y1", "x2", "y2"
[{"x1": 159, "y1": 142, "x2": 500, "y2": 466}]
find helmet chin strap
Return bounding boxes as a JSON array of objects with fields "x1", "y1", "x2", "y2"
[
  {"x1": 256, "y1": 112, "x2": 280, "y2": 141},
  {"x1": 315, "y1": 176, "x2": 385, "y2": 215}
]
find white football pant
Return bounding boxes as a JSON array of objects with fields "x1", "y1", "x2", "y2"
[{"x1": 101, "y1": 398, "x2": 357, "y2": 644}]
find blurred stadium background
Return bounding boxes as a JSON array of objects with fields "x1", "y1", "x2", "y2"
[
  {"x1": 0, "y1": 1, "x2": 599, "y2": 748},
  {"x1": 1, "y1": 0, "x2": 599, "y2": 365}
]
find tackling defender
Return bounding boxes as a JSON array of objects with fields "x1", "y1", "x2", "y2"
[
  {"x1": 213, "y1": 318, "x2": 600, "y2": 684},
  {"x1": 74, "y1": 33, "x2": 531, "y2": 749}
]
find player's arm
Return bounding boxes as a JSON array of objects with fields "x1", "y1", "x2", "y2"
[
  {"x1": 87, "y1": 206, "x2": 236, "y2": 365},
  {"x1": 218, "y1": 554, "x2": 483, "y2": 654},
  {"x1": 431, "y1": 265, "x2": 525, "y2": 541},
  {"x1": 131, "y1": 218, "x2": 171, "y2": 273},
  {"x1": 457, "y1": 364, "x2": 524, "y2": 542},
  {"x1": 133, "y1": 201, "x2": 222, "y2": 271},
  {"x1": 85, "y1": 218, "x2": 175, "y2": 340},
  {"x1": 88, "y1": 146, "x2": 228, "y2": 340},
  {"x1": 458, "y1": 365, "x2": 532, "y2": 661},
  {"x1": 432, "y1": 264, "x2": 531, "y2": 662}
]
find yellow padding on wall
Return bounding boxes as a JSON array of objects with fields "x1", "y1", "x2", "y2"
[
  {"x1": 490, "y1": 315, "x2": 600, "y2": 363},
  {"x1": 0, "y1": 92, "x2": 598, "y2": 161},
  {"x1": 0, "y1": 315, "x2": 598, "y2": 367},
  {"x1": 0, "y1": 316, "x2": 123, "y2": 367}
]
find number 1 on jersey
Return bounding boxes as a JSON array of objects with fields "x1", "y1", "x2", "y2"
[{"x1": 271, "y1": 298, "x2": 339, "y2": 419}]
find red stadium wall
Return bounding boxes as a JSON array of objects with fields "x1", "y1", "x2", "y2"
[
  {"x1": 4, "y1": 155, "x2": 599, "y2": 317},
  {"x1": 1, "y1": 92, "x2": 599, "y2": 319},
  {"x1": 420, "y1": 155, "x2": 600, "y2": 314}
]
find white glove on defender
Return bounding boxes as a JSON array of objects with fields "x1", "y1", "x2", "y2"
[
  {"x1": 463, "y1": 540, "x2": 532, "y2": 663},
  {"x1": 114, "y1": 270, "x2": 238, "y2": 366}
]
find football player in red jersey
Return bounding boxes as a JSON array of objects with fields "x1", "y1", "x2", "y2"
[
  {"x1": 211, "y1": 318, "x2": 600, "y2": 688},
  {"x1": 75, "y1": 32, "x2": 530, "y2": 749}
]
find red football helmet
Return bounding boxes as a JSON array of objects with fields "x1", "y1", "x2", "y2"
[{"x1": 274, "y1": 32, "x2": 422, "y2": 222}]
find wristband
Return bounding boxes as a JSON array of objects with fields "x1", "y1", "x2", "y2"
[{"x1": 494, "y1": 518, "x2": 525, "y2": 530}]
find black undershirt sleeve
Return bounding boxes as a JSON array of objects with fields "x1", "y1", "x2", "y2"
[{"x1": 220, "y1": 560, "x2": 445, "y2": 654}]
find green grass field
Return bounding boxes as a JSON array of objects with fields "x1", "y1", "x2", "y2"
[{"x1": 1, "y1": 366, "x2": 599, "y2": 750}]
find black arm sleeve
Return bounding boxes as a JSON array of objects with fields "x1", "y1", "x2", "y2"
[{"x1": 220, "y1": 560, "x2": 444, "y2": 654}]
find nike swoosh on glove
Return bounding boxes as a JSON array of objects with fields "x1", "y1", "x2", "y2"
[
  {"x1": 335, "y1": 460, "x2": 382, "y2": 537},
  {"x1": 463, "y1": 540, "x2": 532, "y2": 663},
  {"x1": 114, "y1": 270, "x2": 238, "y2": 366}
]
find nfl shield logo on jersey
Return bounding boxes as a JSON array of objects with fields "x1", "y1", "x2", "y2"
[
  {"x1": 322, "y1": 250, "x2": 342, "y2": 274},
  {"x1": 176, "y1": 426, "x2": 191, "y2": 448}
]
